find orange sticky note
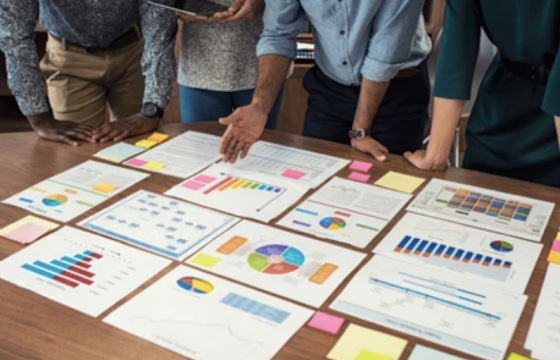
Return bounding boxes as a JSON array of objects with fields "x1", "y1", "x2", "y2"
[
  {"x1": 93, "y1": 182, "x2": 117, "y2": 194},
  {"x1": 548, "y1": 250, "x2": 560, "y2": 265},
  {"x1": 147, "y1": 132, "x2": 169, "y2": 144}
]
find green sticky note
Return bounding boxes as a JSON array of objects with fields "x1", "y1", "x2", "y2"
[
  {"x1": 507, "y1": 353, "x2": 533, "y2": 360},
  {"x1": 355, "y1": 349, "x2": 392, "y2": 360},
  {"x1": 190, "y1": 253, "x2": 221, "y2": 268}
]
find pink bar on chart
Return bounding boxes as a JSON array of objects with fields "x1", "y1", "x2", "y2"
[
  {"x1": 348, "y1": 172, "x2": 371, "y2": 183},
  {"x1": 350, "y1": 160, "x2": 373, "y2": 172},
  {"x1": 282, "y1": 169, "x2": 305, "y2": 180},
  {"x1": 193, "y1": 175, "x2": 217, "y2": 184},
  {"x1": 126, "y1": 158, "x2": 149, "y2": 167},
  {"x1": 182, "y1": 181, "x2": 206, "y2": 191}
]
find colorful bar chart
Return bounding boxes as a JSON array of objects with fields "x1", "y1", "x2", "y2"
[
  {"x1": 21, "y1": 250, "x2": 102, "y2": 288},
  {"x1": 394, "y1": 235, "x2": 512, "y2": 282},
  {"x1": 181, "y1": 173, "x2": 286, "y2": 197}
]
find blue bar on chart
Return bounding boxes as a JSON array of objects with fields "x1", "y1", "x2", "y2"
[
  {"x1": 435, "y1": 244, "x2": 446, "y2": 257},
  {"x1": 415, "y1": 240, "x2": 429, "y2": 255},
  {"x1": 463, "y1": 252, "x2": 474, "y2": 263},
  {"x1": 395, "y1": 236, "x2": 412, "y2": 253},
  {"x1": 423, "y1": 243, "x2": 437, "y2": 258}
]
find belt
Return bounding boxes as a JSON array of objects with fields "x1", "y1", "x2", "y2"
[
  {"x1": 395, "y1": 68, "x2": 420, "y2": 79},
  {"x1": 50, "y1": 26, "x2": 141, "y2": 54},
  {"x1": 502, "y1": 56, "x2": 551, "y2": 86}
]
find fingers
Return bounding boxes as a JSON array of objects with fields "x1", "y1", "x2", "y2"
[
  {"x1": 210, "y1": 11, "x2": 230, "y2": 21},
  {"x1": 370, "y1": 146, "x2": 388, "y2": 162},
  {"x1": 112, "y1": 129, "x2": 131, "y2": 142},
  {"x1": 228, "y1": 0, "x2": 245, "y2": 14},
  {"x1": 65, "y1": 130, "x2": 94, "y2": 142},
  {"x1": 220, "y1": 129, "x2": 235, "y2": 156},
  {"x1": 99, "y1": 129, "x2": 127, "y2": 143},
  {"x1": 92, "y1": 125, "x2": 113, "y2": 142},
  {"x1": 240, "y1": 142, "x2": 251, "y2": 160},
  {"x1": 229, "y1": 140, "x2": 246, "y2": 164},
  {"x1": 54, "y1": 134, "x2": 78, "y2": 147},
  {"x1": 176, "y1": 12, "x2": 208, "y2": 22},
  {"x1": 403, "y1": 150, "x2": 425, "y2": 169}
]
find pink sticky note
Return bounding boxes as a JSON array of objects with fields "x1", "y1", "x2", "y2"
[
  {"x1": 182, "y1": 181, "x2": 206, "y2": 191},
  {"x1": 348, "y1": 172, "x2": 371, "y2": 182},
  {"x1": 350, "y1": 160, "x2": 373, "y2": 173},
  {"x1": 282, "y1": 169, "x2": 305, "y2": 180},
  {"x1": 4, "y1": 223, "x2": 50, "y2": 244},
  {"x1": 126, "y1": 158, "x2": 149, "y2": 167},
  {"x1": 194, "y1": 175, "x2": 217, "y2": 184},
  {"x1": 307, "y1": 311, "x2": 345, "y2": 335},
  {"x1": 552, "y1": 240, "x2": 560, "y2": 252}
]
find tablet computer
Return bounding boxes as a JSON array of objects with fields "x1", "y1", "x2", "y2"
[{"x1": 148, "y1": 0, "x2": 229, "y2": 16}]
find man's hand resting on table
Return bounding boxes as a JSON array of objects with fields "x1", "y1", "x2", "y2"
[
  {"x1": 28, "y1": 113, "x2": 94, "y2": 146},
  {"x1": 404, "y1": 150, "x2": 448, "y2": 171},
  {"x1": 92, "y1": 114, "x2": 160, "y2": 143},
  {"x1": 219, "y1": 103, "x2": 267, "y2": 163},
  {"x1": 351, "y1": 137, "x2": 389, "y2": 162}
]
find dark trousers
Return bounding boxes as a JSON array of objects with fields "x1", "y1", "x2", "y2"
[{"x1": 302, "y1": 61, "x2": 430, "y2": 155}]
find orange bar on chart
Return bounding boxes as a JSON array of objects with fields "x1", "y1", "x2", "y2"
[
  {"x1": 310, "y1": 263, "x2": 338, "y2": 285},
  {"x1": 219, "y1": 178, "x2": 238, "y2": 191}
]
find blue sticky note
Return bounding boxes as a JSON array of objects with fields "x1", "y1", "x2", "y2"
[
  {"x1": 94, "y1": 143, "x2": 146, "y2": 163},
  {"x1": 408, "y1": 346, "x2": 468, "y2": 360}
]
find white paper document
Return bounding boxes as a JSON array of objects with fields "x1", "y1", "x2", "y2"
[
  {"x1": 0, "y1": 227, "x2": 170, "y2": 317},
  {"x1": 186, "y1": 220, "x2": 366, "y2": 307},
  {"x1": 408, "y1": 345, "x2": 468, "y2": 360},
  {"x1": 330, "y1": 256, "x2": 527, "y2": 360},
  {"x1": 277, "y1": 177, "x2": 412, "y2": 248},
  {"x1": 3, "y1": 160, "x2": 149, "y2": 222},
  {"x1": 231, "y1": 141, "x2": 350, "y2": 188},
  {"x1": 525, "y1": 263, "x2": 560, "y2": 360},
  {"x1": 124, "y1": 131, "x2": 222, "y2": 178},
  {"x1": 165, "y1": 163, "x2": 309, "y2": 223},
  {"x1": 407, "y1": 179, "x2": 555, "y2": 242},
  {"x1": 374, "y1": 213, "x2": 542, "y2": 293},
  {"x1": 79, "y1": 190, "x2": 240, "y2": 260},
  {"x1": 104, "y1": 266, "x2": 313, "y2": 360}
]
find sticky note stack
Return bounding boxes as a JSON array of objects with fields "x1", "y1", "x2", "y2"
[
  {"x1": 547, "y1": 231, "x2": 560, "y2": 264},
  {"x1": 0, "y1": 216, "x2": 59, "y2": 244},
  {"x1": 93, "y1": 142, "x2": 145, "y2": 163},
  {"x1": 375, "y1": 171, "x2": 426, "y2": 194},
  {"x1": 307, "y1": 311, "x2": 345, "y2": 335},
  {"x1": 125, "y1": 158, "x2": 166, "y2": 172},
  {"x1": 347, "y1": 160, "x2": 374, "y2": 183}
]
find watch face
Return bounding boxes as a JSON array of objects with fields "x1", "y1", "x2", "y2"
[
  {"x1": 143, "y1": 103, "x2": 158, "y2": 117},
  {"x1": 349, "y1": 129, "x2": 366, "y2": 140}
]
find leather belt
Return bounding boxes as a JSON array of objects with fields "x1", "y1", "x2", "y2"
[
  {"x1": 502, "y1": 56, "x2": 551, "y2": 86},
  {"x1": 50, "y1": 26, "x2": 141, "y2": 54}
]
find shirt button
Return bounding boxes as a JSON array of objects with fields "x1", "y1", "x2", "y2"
[
  {"x1": 340, "y1": 30, "x2": 346, "y2": 35},
  {"x1": 342, "y1": 61, "x2": 348, "y2": 66}
]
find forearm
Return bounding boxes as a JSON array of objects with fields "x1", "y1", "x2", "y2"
[
  {"x1": 253, "y1": 55, "x2": 291, "y2": 114},
  {"x1": 352, "y1": 78, "x2": 390, "y2": 129},
  {"x1": 555, "y1": 116, "x2": 560, "y2": 150},
  {"x1": 426, "y1": 97, "x2": 465, "y2": 163}
]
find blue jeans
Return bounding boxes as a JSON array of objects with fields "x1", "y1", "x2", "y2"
[{"x1": 179, "y1": 86, "x2": 285, "y2": 129}]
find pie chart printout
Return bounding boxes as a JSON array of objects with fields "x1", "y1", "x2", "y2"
[{"x1": 248, "y1": 244, "x2": 306, "y2": 275}]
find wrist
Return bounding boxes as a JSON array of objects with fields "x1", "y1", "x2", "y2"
[
  {"x1": 28, "y1": 112, "x2": 54, "y2": 129},
  {"x1": 425, "y1": 146, "x2": 450, "y2": 167},
  {"x1": 251, "y1": 98, "x2": 271, "y2": 116}
]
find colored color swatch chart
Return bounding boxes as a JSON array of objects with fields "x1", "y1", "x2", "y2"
[
  {"x1": 278, "y1": 177, "x2": 412, "y2": 248},
  {"x1": 0, "y1": 227, "x2": 170, "y2": 317},
  {"x1": 375, "y1": 213, "x2": 542, "y2": 293},
  {"x1": 231, "y1": 141, "x2": 350, "y2": 188},
  {"x1": 80, "y1": 190, "x2": 240, "y2": 260},
  {"x1": 330, "y1": 256, "x2": 527, "y2": 360},
  {"x1": 104, "y1": 266, "x2": 313, "y2": 360},
  {"x1": 166, "y1": 164, "x2": 308, "y2": 223},
  {"x1": 408, "y1": 179, "x2": 555, "y2": 242},
  {"x1": 186, "y1": 221, "x2": 366, "y2": 307},
  {"x1": 3, "y1": 161, "x2": 149, "y2": 222}
]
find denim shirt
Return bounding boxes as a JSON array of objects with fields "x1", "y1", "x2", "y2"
[
  {"x1": 257, "y1": 0, "x2": 431, "y2": 86},
  {"x1": 0, "y1": 0, "x2": 177, "y2": 116}
]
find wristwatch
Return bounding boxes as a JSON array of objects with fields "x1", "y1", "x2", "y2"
[
  {"x1": 142, "y1": 103, "x2": 165, "y2": 119},
  {"x1": 348, "y1": 129, "x2": 371, "y2": 140}
]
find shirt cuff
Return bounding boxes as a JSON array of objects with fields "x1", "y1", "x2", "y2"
[
  {"x1": 360, "y1": 59, "x2": 404, "y2": 83},
  {"x1": 17, "y1": 94, "x2": 50, "y2": 117},
  {"x1": 256, "y1": 38, "x2": 297, "y2": 60}
]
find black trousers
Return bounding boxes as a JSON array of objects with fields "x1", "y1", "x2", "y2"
[{"x1": 302, "y1": 61, "x2": 430, "y2": 155}]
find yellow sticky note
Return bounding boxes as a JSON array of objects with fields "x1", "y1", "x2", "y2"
[
  {"x1": 135, "y1": 139, "x2": 158, "y2": 149},
  {"x1": 556, "y1": 231, "x2": 560, "y2": 240},
  {"x1": 327, "y1": 324, "x2": 407, "y2": 360},
  {"x1": 375, "y1": 171, "x2": 426, "y2": 194},
  {"x1": 147, "y1": 132, "x2": 169, "y2": 144},
  {"x1": 507, "y1": 353, "x2": 533, "y2": 360},
  {"x1": 354, "y1": 349, "x2": 392, "y2": 360},
  {"x1": 143, "y1": 161, "x2": 166, "y2": 171},
  {"x1": 190, "y1": 253, "x2": 221, "y2": 268},
  {"x1": 548, "y1": 250, "x2": 560, "y2": 265},
  {"x1": 93, "y1": 182, "x2": 117, "y2": 194}
]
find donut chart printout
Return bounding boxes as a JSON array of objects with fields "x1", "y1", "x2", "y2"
[
  {"x1": 104, "y1": 266, "x2": 314, "y2": 360},
  {"x1": 277, "y1": 177, "x2": 412, "y2": 248},
  {"x1": 186, "y1": 220, "x2": 366, "y2": 307},
  {"x1": 3, "y1": 161, "x2": 150, "y2": 222}
]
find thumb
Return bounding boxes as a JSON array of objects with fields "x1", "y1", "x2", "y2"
[
  {"x1": 404, "y1": 151, "x2": 413, "y2": 160},
  {"x1": 370, "y1": 147, "x2": 387, "y2": 162},
  {"x1": 219, "y1": 109, "x2": 242, "y2": 126}
]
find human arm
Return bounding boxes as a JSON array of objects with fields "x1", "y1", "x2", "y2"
[{"x1": 542, "y1": 37, "x2": 560, "y2": 151}]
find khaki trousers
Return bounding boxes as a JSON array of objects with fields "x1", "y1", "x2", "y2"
[{"x1": 40, "y1": 35, "x2": 145, "y2": 128}]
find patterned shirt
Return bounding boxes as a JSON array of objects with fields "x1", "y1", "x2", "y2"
[{"x1": 0, "y1": 0, "x2": 177, "y2": 117}]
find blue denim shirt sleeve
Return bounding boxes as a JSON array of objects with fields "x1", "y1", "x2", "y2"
[
  {"x1": 256, "y1": 0, "x2": 308, "y2": 59},
  {"x1": 361, "y1": 0, "x2": 426, "y2": 82}
]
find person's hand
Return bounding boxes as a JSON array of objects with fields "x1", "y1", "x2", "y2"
[
  {"x1": 28, "y1": 113, "x2": 94, "y2": 146},
  {"x1": 176, "y1": 11, "x2": 209, "y2": 23},
  {"x1": 213, "y1": 0, "x2": 264, "y2": 23},
  {"x1": 351, "y1": 137, "x2": 389, "y2": 162},
  {"x1": 92, "y1": 114, "x2": 160, "y2": 143},
  {"x1": 404, "y1": 149, "x2": 448, "y2": 171},
  {"x1": 219, "y1": 104, "x2": 267, "y2": 163}
]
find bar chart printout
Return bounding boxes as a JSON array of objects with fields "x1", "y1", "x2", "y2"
[
  {"x1": 374, "y1": 214, "x2": 542, "y2": 293},
  {"x1": 330, "y1": 256, "x2": 527, "y2": 360},
  {"x1": 0, "y1": 227, "x2": 171, "y2": 316},
  {"x1": 407, "y1": 179, "x2": 554, "y2": 242}
]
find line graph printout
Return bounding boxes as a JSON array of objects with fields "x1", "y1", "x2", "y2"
[
  {"x1": 79, "y1": 190, "x2": 240, "y2": 260},
  {"x1": 374, "y1": 213, "x2": 542, "y2": 293},
  {"x1": 165, "y1": 164, "x2": 308, "y2": 223},
  {"x1": 104, "y1": 266, "x2": 313, "y2": 360},
  {"x1": 0, "y1": 227, "x2": 171, "y2": 317},
  {"x1": 278, "y1": 177, "x2": 412, "y2": 248},
  {"x1": 2, "y1": 161, "x2": 149, "y2": 222},
  {"x1": 330, "y1": 256, "x2": 527, "y2": 360},
  {"x1": 230, "y1": 141, "x2": 351, "y2": 188},
  {"x1": 186, "y1": 221, "x2": 366, "y2": 307},
  {"x1": 407, "y1": 179, "x2": 554, "y2": 242}
]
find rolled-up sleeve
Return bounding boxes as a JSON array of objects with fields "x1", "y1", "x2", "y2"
[
  {"x1": 433, "y1": 0, "x2": 481, "y2": 100},
  {"x1": 0, "y1": 0, "x2": 50, "y2": 116},
  {"x1": 361, "y1": 0, "x2": 426, "y2": 82},
  {"x1": 543, "y1": 42, "x2": 560, "y2": 116},
  {"x1": 138, "y1": 0, "x2": 177, "y2": 108},
  {"x1": 256, "y1": 0, "x2": 307, "y2": 59}
]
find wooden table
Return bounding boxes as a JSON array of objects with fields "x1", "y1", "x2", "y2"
[{"x1": 0, "y1": 123, "x2": 556, "y2": 360}]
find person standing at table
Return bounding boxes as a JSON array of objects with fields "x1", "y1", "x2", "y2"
[
  {"x1": 218, "y1": 0, "x2": 431, "y2": 163},
  {"x1": 405, "y1": 0, "x2": 560, "y2": 187},
  {"x1": 0, "y1": 1, "x2": 177, "y2": 145},
  {"x1": 177, "y1": 0, "x2": 284, "y2": 129}
]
